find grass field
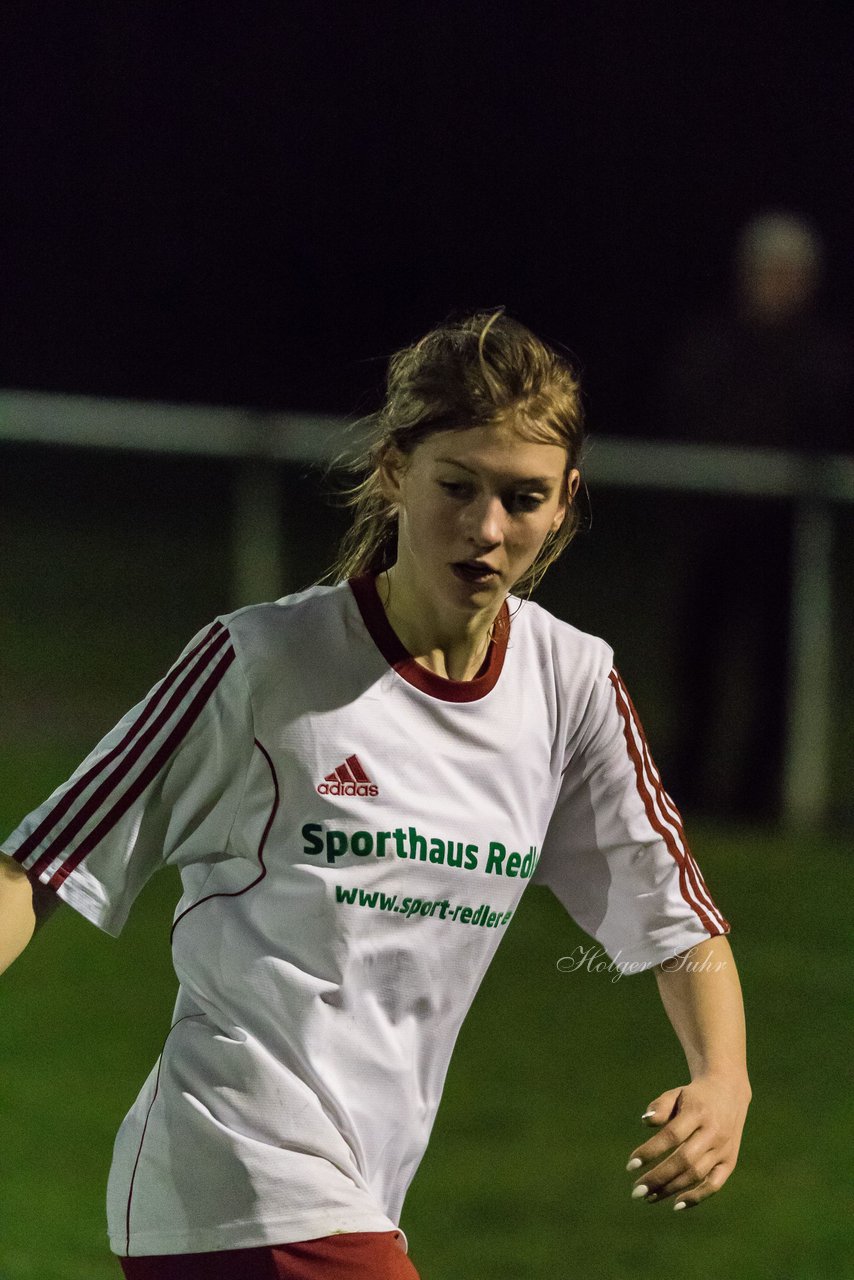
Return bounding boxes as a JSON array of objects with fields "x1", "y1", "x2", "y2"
[{"x1": 0, "y1": 812, "x2": 848, "y2": 1280}]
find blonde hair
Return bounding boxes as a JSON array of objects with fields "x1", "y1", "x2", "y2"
[{"x1": 324, "y1": 308, "x2": 586, "y2": 596}]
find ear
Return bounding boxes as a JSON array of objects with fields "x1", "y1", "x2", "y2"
[
  {"x1": 377, "y1": 444, "x2": 407, "y2": 505},
  {"x1": 550, "y1": 468, "x2": 580, "y2": 533}
]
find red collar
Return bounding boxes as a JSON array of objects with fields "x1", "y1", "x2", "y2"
[{"x1": 348, "y1": 574, "x2": 510, "y2": 703}]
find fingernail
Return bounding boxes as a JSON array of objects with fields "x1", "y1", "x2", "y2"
[
  {"x1": 646, "y1": 1193, "x2": 658, "y2": 1203},
  {"x1": 674, "y1": 1200, "x2": 687, "y2": 1211},
  {"x1": 626, "y1": 1157, "x2": 643, "y2": 1171},
  {"x1": 641, "y1": 1109, "x2": 656, "y2": 1121},
  {"x1": 631, "y1": 1184, "x2": 649, "y2": 1200}
]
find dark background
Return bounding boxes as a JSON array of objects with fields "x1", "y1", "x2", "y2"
[
  {"x1": 3, "y1": 2, "x2": 852, "y2": 430},
  {"x1": 1, "y1": 12, "x2": 853, "y2": 1276}
]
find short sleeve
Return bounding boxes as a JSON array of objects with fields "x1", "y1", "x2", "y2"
[
  {"x1": 0, "y1": 619, "x2": 254, "y2": 937},
  {"x1": 532, "y1": 666, "x2": 730, "y2": 973}
]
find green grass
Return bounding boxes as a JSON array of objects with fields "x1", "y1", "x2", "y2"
[{"x1": 0, "y1": 817, "x2": 849, "y2": 1280}]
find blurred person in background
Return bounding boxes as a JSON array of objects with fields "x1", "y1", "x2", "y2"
[{"x1": 660, "y1": 211, "x2": 852, "y2": 820}]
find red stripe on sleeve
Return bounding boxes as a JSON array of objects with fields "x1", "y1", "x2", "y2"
[
  {"x1": 13, "y1": 623, "x2": 226, "y2": 868},
  {"x1": 608, "y1": 670, "x2": 729, "y2": 938},
  {"x1": 611, "y1": 669, "x2": 728, "y2": 933},
  {"x1": 48, "y1": 647, "x2": 236, "y2": 889},
  {"x1": 614, "y1": 673, "x2": 727, "y2": 927},
  {"x1": 29, "y1": 628, "x2": 231, "y2": 879}
]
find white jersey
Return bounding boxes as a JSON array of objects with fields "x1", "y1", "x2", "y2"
[{"x1": 2, "y1": 576, "x2": 729, "y2": 1258}]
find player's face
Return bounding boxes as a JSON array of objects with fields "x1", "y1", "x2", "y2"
[{"x1": 380, "y1": 420, "x2": 579, "y2": 616}]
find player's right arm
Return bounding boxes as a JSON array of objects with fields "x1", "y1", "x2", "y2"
[{"x1": 0, "y1": 858, "x2": 57, "y2": 975}]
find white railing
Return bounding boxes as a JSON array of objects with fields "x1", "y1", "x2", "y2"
[{"x1": 3, "y1": 389, "x2": 852, "y2": 829}]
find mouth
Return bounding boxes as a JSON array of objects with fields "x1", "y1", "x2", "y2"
[{"x1": 451, "y1": 560, "x2": 501, "y2": 585}]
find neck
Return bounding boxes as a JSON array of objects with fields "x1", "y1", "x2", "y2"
[{"x1": 377, "y1": 568, "x2": 502, "y2": 681}]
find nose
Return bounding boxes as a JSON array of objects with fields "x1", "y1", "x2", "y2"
[{"x1": 466, "y1": 493, "x2": 505, "y2": 549}]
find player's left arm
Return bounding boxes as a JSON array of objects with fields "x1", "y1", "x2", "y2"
[{"x1": 625, "y1": 934, "x2": 752, "y2": 1210}]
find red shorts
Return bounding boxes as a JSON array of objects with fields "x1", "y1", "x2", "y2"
[{"x1": 118, "y1": 1230, "x2": 420, "y2": 1279}]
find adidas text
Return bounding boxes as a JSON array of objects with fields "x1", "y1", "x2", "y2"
[{"x1": 317, "y1": 780, "x2": 379, "y2": 797}]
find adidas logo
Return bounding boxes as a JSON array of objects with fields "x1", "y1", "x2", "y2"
[{"x1": 316, "y1": 754, "x2": 379, "y2": 797}]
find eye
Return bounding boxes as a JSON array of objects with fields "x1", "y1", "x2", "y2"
[
  {"x1": 506, "y1": 492, "x2": 546, "y2": 513},
  {"x1": 438, "y1": 480, "x2": 472, "y2": 498}
]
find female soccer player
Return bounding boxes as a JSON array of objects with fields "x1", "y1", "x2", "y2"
[{"x1": 0, "y1": 310, "x2": 751, "y2": 1279}]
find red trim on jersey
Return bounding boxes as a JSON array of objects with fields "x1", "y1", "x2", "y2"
[
  {"x1": 348, "y1": 574, "x2": 510, "y2": 703},
  {"x1": 611, "y1": 668, "x2": 729, "y2": 935},
  {"x1": 26, "y1": 637, "x2": 234, "y2": 887},
  {"x1": 622, "y1": 680, "x2": 725, "y2": 926},
  {"x1": 608, "y1": 669, "x2": 729, "y2": 938},
  {"x1": 48, "y1": 646, "x2": 237, "y2": 889},
  {"x1": 13, "y1": 623, "x2": 227, "y2": 870},
  {"x1": 169, "y1": 737, "x2": 279, "y2": 943}
]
